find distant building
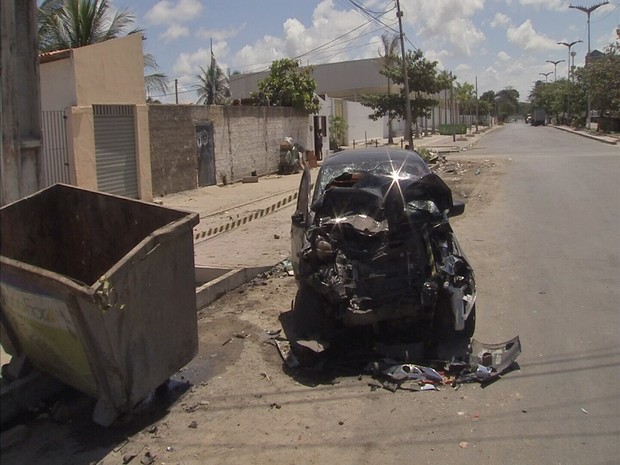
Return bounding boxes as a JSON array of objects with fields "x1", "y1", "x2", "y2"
[
  {"x1": 229, "y1": 58, "x2": 456, "y2": 147},
  {"x1": 585, "y1": 49, "x2": 605, "y2": 65}
]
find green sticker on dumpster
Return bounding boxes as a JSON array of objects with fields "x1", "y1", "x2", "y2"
[{"x1": 1, "y1": 283, "x2": 96, "y2": 395}]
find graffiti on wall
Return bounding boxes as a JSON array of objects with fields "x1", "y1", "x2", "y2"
[{"x1": 196, "y1": 123, "x2": 216, "y2": 187}]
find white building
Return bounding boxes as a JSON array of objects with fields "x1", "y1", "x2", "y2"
[{"x1": 229, "y1": 58, "x2": 456, "y2": 150}]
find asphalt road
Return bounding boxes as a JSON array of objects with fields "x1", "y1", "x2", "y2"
[{"x1": 453, "y1": 123, "x2": 620, "y2": 464}]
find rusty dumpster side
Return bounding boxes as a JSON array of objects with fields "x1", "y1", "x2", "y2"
[{"x1": 0, "y1": 184, "x2": 199, "y2": 426}]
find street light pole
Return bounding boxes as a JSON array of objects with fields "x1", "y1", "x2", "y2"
[
  {"x1": 539, "y1": 72, "x2": 552, "y2": 83},
  {"x1": 396, "y1": 0, "x2": 413, "y2": 150},
  {"x1": 546, "y1": 59, "x2": 565, "y2": 81},
  {"x1": 569, "y1": 2, "x2": 608, "y2": 129},
  {"x1": 558, "y1": 40, "x2": 582, "y2": 123}
]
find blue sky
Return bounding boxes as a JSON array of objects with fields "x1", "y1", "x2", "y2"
[{"x1": 113, "y1": 0, "x2": 620, "y2": 103}]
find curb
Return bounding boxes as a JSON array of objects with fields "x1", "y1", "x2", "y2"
[
  {"x1": 193, "y1": 191, "x2": 299, "y2": 242},
  {"x1": 551, "y1": 125, "x2": 618, "y2": 145}
]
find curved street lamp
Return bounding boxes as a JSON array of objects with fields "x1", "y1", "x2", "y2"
[
  {"x1": 539, "y1": 72, "x2": 552, "y2": 83},
  {"x1": 569, "y1": 2, "x2": 609, "y2": 128},
  {"x1": 558, "y1": 40, "x2": 583, "y2": 122},
  {"x1": 546, "y1": 59, "x2": 565, "y2": 81}
]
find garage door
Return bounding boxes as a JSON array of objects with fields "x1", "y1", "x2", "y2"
[{"x1": 93, "y1": 105, "x2": 138, "y2": 198}]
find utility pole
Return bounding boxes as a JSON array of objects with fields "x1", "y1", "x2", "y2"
[
  {"x1": 450, "y1": 73, "x2": 455, "y2": 142},
  {"x1": 475, "y1": 76, "x2": 479, "y2": 134},
  {"x1": 175, "y1": 79, "x2": 179, "y2": 104},
  {"x1": 558, "y1": 40, "x2": 582, "y2": 123},
  {"x1": 396, "y1": 0, "x2": 413, "y2": 150},
  {"x1": 546, "y1": 59, "x2": 565, "y2": 81},
  {"x1": 569, "y1": 2, "x2": 608, "y2": 129}
]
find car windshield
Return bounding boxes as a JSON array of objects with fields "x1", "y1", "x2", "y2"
[{"x1": 314, "y1": 158, "x2": 430, "y2": 199}]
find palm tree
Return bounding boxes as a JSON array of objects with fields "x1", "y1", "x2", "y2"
[
  {"x1": 195, "y1": 62, "x2": 231, "y2": 105},
  {"x1": 379, "y1": 33, "x2": 400, "y2": 144},
  {"x1": 38, "y1": 0, "x2": 140, "y2": 52},
  {"x1": 37, "y1": 0, "x2": 167, "y2": 98},
  {"x1": 144, "y1": 53, "x2": 169, "y2": 98}
]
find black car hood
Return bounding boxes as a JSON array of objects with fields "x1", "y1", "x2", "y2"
[{"x1": 311, "y1": 171, "x2": 454, "y2": 221}]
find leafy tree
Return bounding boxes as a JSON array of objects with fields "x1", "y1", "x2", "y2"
[
  {"x1": 144, "y1": 53, "x2": 169, "y2": 97},
  {"x1": 529, "y1": 79, "x2": 568, "y2": 123},
  {"x1": 494, "y1": 88, "x2": 519, "y2": 122},
  {"x1": 574, "y1": 43, "x2": 620, "y2": 131},
  {"x1": 195, "y1": 57, "x2": 231, "y2": 105},
  {"x1": 454, "y1": 82, "x2": 475, "y2": 114},
  {"x1": 38, "y1": 0, "x2": 140, "y2": 51},
  {"x1": 479, "y1": 90, "x2": 496, "y2": 121},
  {"x1": 257, "y1": 58, "x2": 320, "y2": 113},
  {"x1": 359, "y1": 49, "x2": 441, "y2": 136},
  {"x1": 379, "y1": 33, "x2": 400, "y2": 144},
  {"x1": 329, "y1": 115, "x2": 348, "y2": 150}
]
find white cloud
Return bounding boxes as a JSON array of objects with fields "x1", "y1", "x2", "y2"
[
  {"x1": 173, "y1": 48, "x2": 213, "y2": 76},
  {"x1": 497, "y1": 51, "x2": 511, "y2": 61},
  {"x1": 455, "y1": 63, "x2": 472, "y2": 72},
  {"x1": 230, "y1": 0, "x2": 373, "y2": 71},
  {"x1": 234, "y1": 35, "x2": 285, "y2": 72},
  {"x1": 411, "y1": 0, "x2": 486, "y2": 56},
  {"x1": 507, "y1": 20, "x2": 559, "y2": 51},
  {"x1": 491, "y1": 13, "x2": 511, "y2": 28},
  {"x1": 518, "y1": 0, "x2": 570, "y2": 11},
  {"x1": 196, "y1": 24, "x2": 246, "y2": 41},
  {"x1": 146, "y1": 0, "x2": 203, "y2": 25},
  {"x1": 161, "y1": 24, "x2": 189, "y2": 42}
]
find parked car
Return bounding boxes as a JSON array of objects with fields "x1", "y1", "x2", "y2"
[{"x1": 290, "y1": 148, "x2": 476, "y2": 350}]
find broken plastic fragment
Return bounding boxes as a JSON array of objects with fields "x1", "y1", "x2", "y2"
[
  {"x1": 469, "y1": 336, "x2": 521, "y2": 376},
  {"x1": 382, "y1": 364, "x2": 444, "y2": 383},
  {"x1": 296, "y1": 339, "x2": 329, "y2": 353},
  {"x1": 273, "y1": 339, "x2": 300, "y2": 368},
  {"x1": 421, "y1": 384, "x2": 438, "y2": 391},
  {"x1": 456, "y1": 336, "x2": 522, "y2": 383}
]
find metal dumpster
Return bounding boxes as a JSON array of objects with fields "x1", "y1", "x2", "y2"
[{"x1": 0, "y1": 184, "x2": 199, "y2": 426}]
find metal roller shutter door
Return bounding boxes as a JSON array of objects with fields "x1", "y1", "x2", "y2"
[{"x1": 93, "y1": 105, "x2": 138, "y2": 198}]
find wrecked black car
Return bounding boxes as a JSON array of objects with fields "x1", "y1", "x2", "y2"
[{"x1": 290, "y1": 148, "x2": 475, "y2": 347}]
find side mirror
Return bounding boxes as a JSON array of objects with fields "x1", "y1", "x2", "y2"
[{"x1": 448, "y1": 200, "x2": 465, "y2": 218}]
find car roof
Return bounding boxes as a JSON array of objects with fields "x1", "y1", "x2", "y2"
[{"x1": 322, "y1": 148, "x2": 427, "y2": 167}]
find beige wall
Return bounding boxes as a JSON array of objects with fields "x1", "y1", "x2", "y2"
[
  {"x1": 149, "y1": 105, "x2": 310, "y2": 196},
  {"x1": 40, "y1": 58, "x2": 76, "y2": 111},
  {"x1": 134, "y1": 104, "x2": 153, "y2": 201},
  {"x1": 72, "y1": 34, "x2": 145, "y2": 106},
  {"x1": 65, "y1": 106, "x2": 97, "y2": 190},
  {"x1": 65, "y1": 104, "x2": 153, "y2": 201},
  {"x1": 39, "y1": 35, "x2": 152, "y2": 200}
]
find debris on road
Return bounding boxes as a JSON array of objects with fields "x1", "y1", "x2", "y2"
[{"x1": 272, "y1": 339, "x2": 300, "y2": 369}]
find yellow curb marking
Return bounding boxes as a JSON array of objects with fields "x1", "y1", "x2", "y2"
[{"x1": 194, "y1": 191, "x2": 299, "y2": 242}]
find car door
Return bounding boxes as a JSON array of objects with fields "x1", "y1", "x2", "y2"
[{"x1": 290, "y1": 165, "x2": 312, "y2": 276}]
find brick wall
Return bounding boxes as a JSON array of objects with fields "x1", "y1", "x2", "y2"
[{"x1": 149, "y1": 105, "x2": 310, "y2": 196}]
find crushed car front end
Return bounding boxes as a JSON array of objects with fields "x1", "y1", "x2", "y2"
[{"x1": 291, "y1": 149, "x2": 475, "y2": 342}]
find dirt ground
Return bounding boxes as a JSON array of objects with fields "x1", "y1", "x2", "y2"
[{"x1": 1, "y1": 156, "x2": 509, "y2": 465}]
